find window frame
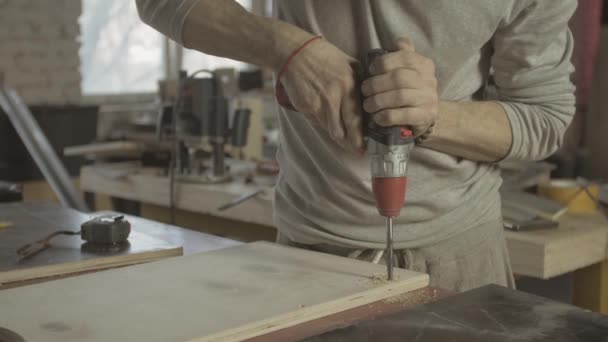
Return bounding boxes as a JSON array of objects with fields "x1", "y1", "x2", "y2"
[{"x1": 80, "y1": 0, "x2": 270, "y2": 105}]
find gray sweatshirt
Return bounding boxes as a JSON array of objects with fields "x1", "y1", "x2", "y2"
[{"x1": 137, "y1": 0, "x2": 576, "y2": 249}]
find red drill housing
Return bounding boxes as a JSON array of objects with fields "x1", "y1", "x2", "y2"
[{"x1": 372, "y1": 177, "x2": 408, "y2": 217}]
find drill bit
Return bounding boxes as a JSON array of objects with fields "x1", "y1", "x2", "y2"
[{"x1": 386, "y1": 216, "x2": 394, "y2": 280}]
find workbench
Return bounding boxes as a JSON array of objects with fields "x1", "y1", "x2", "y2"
[
  {"x1": 0, "y1": 202, "x2": 456, "y2": 341},
  {"x1": 1, "y1": 202, "x2": 607, "y2": 341},
  {"x1": 0, "y1": 201, "x2": 240, "y2": 289},
  {"x1": 79, "y1": 163, "x2": 608, "y2": 314}
]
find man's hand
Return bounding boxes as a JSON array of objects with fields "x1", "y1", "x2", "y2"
[
  {"x1": 279, "y1": 39, "x2": 365, "y2": 153},
  {"x1": 361, "y1": 38, "x2": 439, "y2": 137}
]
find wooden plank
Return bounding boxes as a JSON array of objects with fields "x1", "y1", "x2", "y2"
[
  {"x1": 506, "y1": 213, "x2": 608, "y2": 278},
  {"x1": 80, "y1": 164, "x2": 274, "y2": 227},
  {"x1": 22, "y1": 179, "x2": 81, "y2": 203},
  {"x1": 140, "y1": 203, "x2": 277, "y2": 242},
  {"x1": 63, "y1": 141, "x2": 143, "y2": 158},
  {"x1": 0, "y1": 202, "x2": 183, "y2": 285},
  {"x1": 573, "y1": 260, "x2": 608, "y2": 314},
  {"x1": 0, "y1": 232, "x2": 182, "y2": 284},
  {"x1": 0, "y1": 242, "x2": 429, "y2": 342},
  {"x1": 248, "y1": 287, "x2": 454, "y2": 342}
]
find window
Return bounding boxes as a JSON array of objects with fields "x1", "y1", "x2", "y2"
[
  {"x1": 80, "y1": 0, "x2": 163, "y2": 94},
  {"x1": 80, "y1": 0, "x2": 255, "y2": 96},
  {"x1": 181, "y1": 0, "x2": 253, "y2": 74}
]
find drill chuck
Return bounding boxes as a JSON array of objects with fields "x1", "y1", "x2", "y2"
[
  {"x1": 368, "y1": 140, "x2": 413, "y2": 217},
  {"x1": 368, "y1": 140, "x2": 413, "y2": 178}
]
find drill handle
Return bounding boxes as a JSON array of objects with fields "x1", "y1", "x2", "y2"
[{"x1": 363, "y1": 50, "x2": 414, "y2": 145}]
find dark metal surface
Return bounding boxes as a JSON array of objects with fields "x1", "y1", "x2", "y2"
[
  {"x1": 0, "y1": 202, "x2": 241, "y2": 275},
  {"x1": 16, "y1": 229, "x2": 80, "y2": 261},
  {"x1": 0, "y1": 327, "x2": 26, "y2": 342},
  {"x1": 302, "y1": 285, "x2": 608, "y2": 342},
  {"x1": 0, "y1": 106, "x2": 97, "y2": 182},
  {"x1": 0, "y1": 181, "x2": 21, "y2": 203}
]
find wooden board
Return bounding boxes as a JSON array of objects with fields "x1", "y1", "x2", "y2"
[
  {"x1": 0, "y1": 242, "x2": 429, "y2": 342},
  {"x1": 22, "y1": 179, "x2": 81, "y2": 204},
  {"x1": 0, "y1": 202, "x2": 183, "y2": 285},
  {"x1": 80, "y1": 163, "x2": 274, "y2": 227},
  {"x1": 250, "y1": 287, "x2": 453, "y2": 342},
  {"x1": 140, "y1": 203, "x2": 277, "y2": 242},
  {"x1": 574, "y1": 260, "x2": 608, "y2": 314},
  {"x1": 505, "y1": 213, "x2": 608, "y2": 279},
  {"x1": 63, "y1": 141, "x2": 144, "y2": 158}
]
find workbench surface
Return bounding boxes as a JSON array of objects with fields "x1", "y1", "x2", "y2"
[
  {"x1": 81, "y1": 163, "x2": 274, "y2": 227},
  {"x1": 1, "y1": 201, "x2": 240, "y2": 256},
  {"x1": 0, "y1": 202, "x2": 241, "y2": 289},
  {"x1": 81, "y1": 164, "x2": 608, "y2": 280}
]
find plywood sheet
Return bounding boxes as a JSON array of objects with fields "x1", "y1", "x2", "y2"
[
  {"x1": 0, "y1": 242, "x2": 429, "y2": 342},
  {"x1": 506, "y1": 213, "x2": 608, "y2": 278},
  {"x1": 0, "y1": 202, "x2": 183, "y2": 284}
]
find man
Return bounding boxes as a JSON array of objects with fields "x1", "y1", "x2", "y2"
[{"x1": 136, "y1": 0, "x2": 576, "y2": 291}]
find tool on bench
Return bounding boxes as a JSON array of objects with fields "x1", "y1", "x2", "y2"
[
  {"x1": 217, "y1": 189, "x2": 265, "y2": 212},
  {"x1": 80, "y1": 215, "x2": 131, "y2": 249},
  {"x1": 364, "y1": 49, "x2": 415, "y2": 281},
  {"x1": 16, "y1": 215, "x2": 131, "y2": 261},
  {"x1": 158, "y1": 70, "x2": 252, "y2": 184}
]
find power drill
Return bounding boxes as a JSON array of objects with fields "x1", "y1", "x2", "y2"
[{"x1": 364, "y1": 49, "x2": 415, "y2": 280}]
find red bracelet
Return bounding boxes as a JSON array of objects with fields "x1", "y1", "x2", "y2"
[{"x1": 275, "y1": 35, "x2": 323, "y2": 111}]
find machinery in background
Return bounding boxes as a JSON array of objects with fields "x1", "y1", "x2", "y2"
[{"x1": 157, "y1": 70, "x2": 252, "y2": 184}]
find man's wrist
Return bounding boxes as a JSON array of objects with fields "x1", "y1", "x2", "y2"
[
  {"x1": 417, "y1": 101, "x2": 448, "y2": 148},
  {"x1": 420, "y1": 101, "x2": 513, "y2": 162},
  {"x1": 267, "y1": 19, "x2": 316, "y2": 72}
]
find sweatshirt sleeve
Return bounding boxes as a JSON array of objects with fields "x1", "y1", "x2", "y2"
[
  {"x1": 135, "y1": 0, "x2": 200, "y2": 45},
  {"x1": 492, "y1": 0, "x2": 577, "y2": 161}
]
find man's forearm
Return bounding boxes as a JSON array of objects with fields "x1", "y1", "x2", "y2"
[
  {"x1": 422, "y1": 101, "x2": 513, "y2": 162},
  {"x1": 182, "y1": 0, "x2": 314, "y2": 71}
]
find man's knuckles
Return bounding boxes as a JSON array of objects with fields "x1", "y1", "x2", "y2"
[
  {"x1": 364, "y1": 88, "x2": 432, "y2": 113},
  {"x1": 373, "y1": 107, "x2": 430, "y2": 127},
  {"x1": 361, "y1": 70, "x2": 422, "y2": 97},
  {"x1": 363, "y1": 95, "x2": 381, "y2": 113}
]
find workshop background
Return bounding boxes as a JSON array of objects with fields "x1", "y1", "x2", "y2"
[{"x1": 1, "y1": 0, "x2": 608, "y2": 339}]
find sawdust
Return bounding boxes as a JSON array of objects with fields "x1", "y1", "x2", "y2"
[
  {"x1": 364, "y1": 273, "x2": 400, "y2": 288},
  {"x1": 383, "y1": 288, "x2": 439, "y2": 305}
]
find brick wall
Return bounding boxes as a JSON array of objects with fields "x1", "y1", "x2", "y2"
[{"x1": 0, "y1": 0, "x2": 81, "y2": 105}]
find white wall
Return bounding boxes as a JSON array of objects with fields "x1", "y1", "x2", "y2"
[{"x1": 0, "y1": 0, "x2": 81, "y2": 105}]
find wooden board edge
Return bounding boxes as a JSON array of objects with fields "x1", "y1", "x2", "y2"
[
  {"x1": 0, "y1": 247, "x2": 183, "y2": 285},
  {"x1": 189, "y1": 273, "x2": 430, "y2": 342},
  {"x1": 573, "y1": 260, "x2": 608, "y2": 314},
  {"x1": 542, "y1": 228, "x2": 608, "y2": 279},
  {"x1": 506, "y1": 239, "x2": 547, "y2": 278}
]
